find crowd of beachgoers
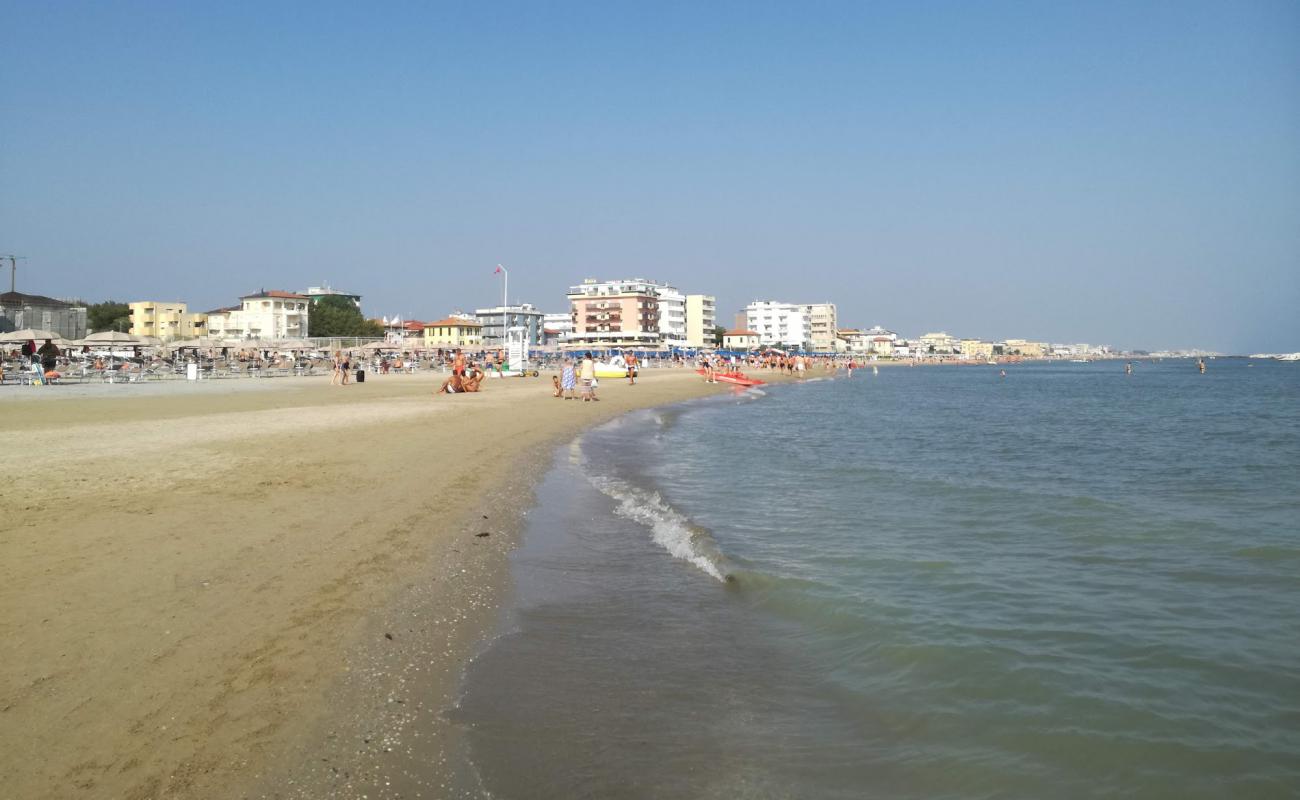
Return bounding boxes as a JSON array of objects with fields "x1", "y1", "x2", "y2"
[{"x1": 5, "y1": 331, "x2": 985, "y2": 390}]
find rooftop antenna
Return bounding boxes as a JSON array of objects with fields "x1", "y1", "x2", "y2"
[{"x1": 1, "y1": 255, "x2": 27, "y2": 293}]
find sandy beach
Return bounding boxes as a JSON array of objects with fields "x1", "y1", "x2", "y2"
[{"x1": 0, "y1": 367, "x2": 757, "y2": 799}]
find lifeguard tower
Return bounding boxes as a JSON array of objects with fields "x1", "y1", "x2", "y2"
[{"x1": 492, "y1": 326, "x2": 539, "y2": 377}]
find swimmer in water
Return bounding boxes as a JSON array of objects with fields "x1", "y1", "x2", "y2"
[{"x1": 999, "y1": 369, "x2": 1006, "y2": 378}]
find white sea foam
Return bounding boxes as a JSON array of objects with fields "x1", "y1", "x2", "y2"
[{"x1": 587, "y1": 474, "x2": 729, "y2": 582}]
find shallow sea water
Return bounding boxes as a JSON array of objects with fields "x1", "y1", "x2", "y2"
[{"x1": 453, "y1": 360, "x2": 1300, "y2": 799}]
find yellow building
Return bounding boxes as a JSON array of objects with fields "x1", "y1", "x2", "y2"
[
  {"x1": 1004, "y1": 339, "x2": 1046, "y2": 358},
  {"x1": 423, "y1": 317, "x2": 483, "y2": 348},
  {"x1": 961, "y1": 339, "x2": 995, "y2": 359},
  {"x1": 129, "y1": 301, "x2": 208, "y2": 341}
]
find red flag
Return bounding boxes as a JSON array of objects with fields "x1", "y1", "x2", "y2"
[{"x1": 493, "y1": 265, "x2": 503, "y2": 274}]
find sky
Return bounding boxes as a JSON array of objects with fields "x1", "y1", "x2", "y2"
[{"x1": 1, "y1": 0, "x2": 1297, "y2": 353}]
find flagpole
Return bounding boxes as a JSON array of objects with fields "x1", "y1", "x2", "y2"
[{"x1": 497, "y1": 263, "x2": 509, "y2": 346}]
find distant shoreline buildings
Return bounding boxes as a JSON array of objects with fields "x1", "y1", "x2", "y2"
[{"x1": 5, "y1": 262, "x2": 1146, "y2": 356}]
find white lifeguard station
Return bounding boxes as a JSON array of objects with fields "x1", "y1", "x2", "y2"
[{"x1": 490, "y1": 326, "x2": 539, "y2": 377}]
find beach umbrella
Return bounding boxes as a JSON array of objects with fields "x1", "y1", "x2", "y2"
[
  {"x1": 79, "y1": 331, "x2": 149, "y2": 379},
  {"x1": 82, "y1": 330, "x2": 147, "y2": 345},
  {"x1": 0, "y1": 328, "x2": 61, "y2": 343}
]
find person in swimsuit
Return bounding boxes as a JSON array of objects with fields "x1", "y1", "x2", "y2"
[
  {"x1": 579, "y1": 353, "x2": 596, "y2": 401},
  {"x1": 437, "y1": 373, "x2": 462, "y2": 393}
]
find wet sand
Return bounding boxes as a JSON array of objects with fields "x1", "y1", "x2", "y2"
[{"x1": 0, "y1": 368, "x2": 754, "y2": 799}]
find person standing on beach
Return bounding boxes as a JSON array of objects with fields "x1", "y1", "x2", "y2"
[
  {"x1": 561, "y1": 358, "x2": 577, "y2": 399},
  {"x1": 453, "y1": 349, "x2": 466, "y2": 381},
  {"x1": 579, "y1": 352, "x2": 597, "y2": 401},
  {"x1": 37, "y1": 338, "x2": 60, "y2": 376},
  {"x1": 625, "y1": 352, "x2": 638, "y2": 385},
  {"x1": 331, "y1": 351, "x2": 343, "y2": 386}
]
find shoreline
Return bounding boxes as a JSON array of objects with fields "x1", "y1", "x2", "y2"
[
  {"x1": 262, "y1": 373, "x2": 803, "y2": 799},
  {"x1": 0, "y1": 367, "x2": 789, "y2": 799}
]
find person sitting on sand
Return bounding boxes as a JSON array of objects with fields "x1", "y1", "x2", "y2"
[
  {"x1": 552, "y1": 374, "x2": 563, "y2": 397},
  {"x1": 437, "y1": 373, "x2": 464, "y2": 394},
  {"x1": 462, "y1": 369, "x2": 483, "y2": 392}
]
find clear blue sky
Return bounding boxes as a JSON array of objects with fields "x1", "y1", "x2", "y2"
[{"x1": 2, "y1": 0, "x2": 1297, "y2": 352}]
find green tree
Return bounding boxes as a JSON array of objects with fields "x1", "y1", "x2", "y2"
[
  {"x1": 307, "y1": 295, "x2": 383, "y2": 337},
  {"x1": 712, "y1": 325, "x2": 726, "y2": 346},
  {"x1": 86, "y1": 301, "x2": 131, "y2": 332}
]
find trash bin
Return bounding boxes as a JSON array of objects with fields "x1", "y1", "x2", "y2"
[{"x1": 356, "y1": 369, "x2": 365, "y2": 383}]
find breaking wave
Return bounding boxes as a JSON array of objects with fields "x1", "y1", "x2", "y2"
[{"x1": 585, "y1": 472, "x2": 731, "y2": 583}]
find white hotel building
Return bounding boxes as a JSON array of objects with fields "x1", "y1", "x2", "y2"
[
  {"x1": 206, "y1": 290, "x2": 310, "y2": 339},
  {"x1": 657, "y1": 285, "x2": 688, "y2": 347},
  {"x1": 744, "y1": 301, "x2": 810, "y2": 350}
]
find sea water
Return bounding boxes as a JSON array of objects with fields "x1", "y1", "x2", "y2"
[{"x1": 453, "y1": 360, "x2": 1300, "y2": 799}]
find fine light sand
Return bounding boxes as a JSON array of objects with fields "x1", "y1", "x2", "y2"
[{"x1": 0, "y1": 368, "x2": 757, "y2": 799}]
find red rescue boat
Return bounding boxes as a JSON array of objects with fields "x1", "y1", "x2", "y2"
[{"x1": 696, "y1": 369, "x2": 766, "y2": 387}]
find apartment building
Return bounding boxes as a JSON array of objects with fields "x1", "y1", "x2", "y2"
[
  {"x1": 565, "y1": 278, "x2": 663, "y2": 347},
  {"x1": 684, "y1": 294, "x2": 716, "y2": 348},
  {"x1": 543, "y1": 312, "x2": 574, "y2": 337},
  {"x1": 805, "y1": 303, "x2": 838, "y2": 352},
  {"x1": 961, "y1": 339, "x2": 996, "y2": 359},
  {"x1": 128, "y1": 301, "x2": 208, "y2": 341},
  {"x1": 744, "y1": 301, "x2": 809, "y2": 349},
  {"x1": 1004, "y1": 339, "x2": 1047, "y2": 357},
  {"x1": 918, "y1": 331, "x2": 956, "y2": 354},
  {"x1": 836, "y1": 329, "x2": 869, "y2": 353},
  {"x1": 206, "y1": 290, "x2": 310, "y2": 339},
  {"x1": 655, "y1": 285, "x2": 688, "y2": 346},
  {"x1": 474, "y1": 303, "x2": 545, "y2": 346}
]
